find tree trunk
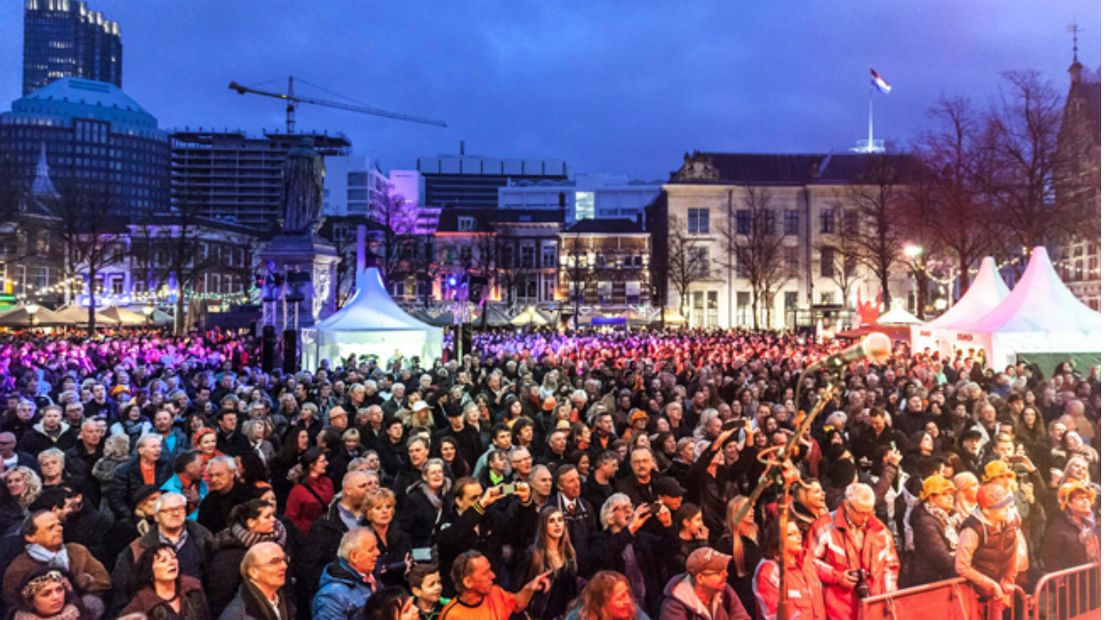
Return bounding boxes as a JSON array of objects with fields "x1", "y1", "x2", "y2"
[
  {"x1": 86, "y1": 270, "x2": 96, "y2": 337},
  {"x1": 176, "y1": 294, "x2": 186, "y2": 335},
  {"x1": 957, "y1": 254, "x2": 970, "y2": 300},
  {"x1": 880, "y1": 269, "x2": 892, "y2": 311}
]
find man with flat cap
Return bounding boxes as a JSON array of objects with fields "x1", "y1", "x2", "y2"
[{"x1": 659, "y1": 546, "x2": 751, "y2": 620}]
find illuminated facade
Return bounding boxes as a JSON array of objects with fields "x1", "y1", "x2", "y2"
[
  {"x1": 417, "y1": 153, "x2": 568, "y2": 209},
  {"x1": 499, "y1": 173, "x2": 660, "y2": 225},
  {"x1": 23, "y1": 0, "x2": 122, "y2": 95}
]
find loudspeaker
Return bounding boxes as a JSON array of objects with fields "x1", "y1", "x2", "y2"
[
  {"x1": 282, "y1": 329, "x2": 298, "y2": 374},
  {"x1": 261, "y1": 325, "x2": 276, "y2": 372}
]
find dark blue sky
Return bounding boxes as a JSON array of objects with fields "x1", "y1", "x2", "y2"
[{"x1": 1, "y1": 1, "x2": 1099, "y2": 180}]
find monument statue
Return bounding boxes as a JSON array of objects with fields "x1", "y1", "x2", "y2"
[{"x1": 280, "y1": 138, "x2": 325, "y2": 234}]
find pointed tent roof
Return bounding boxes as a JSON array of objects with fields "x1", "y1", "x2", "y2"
[
  {"x1": 316, "y1": 267, "x2": 437, "y2": 332},
  {"x1": 958, "y1": 246, "x2": 1101, "y2": 335},
  {"x1": 925, "y1": 257, "x2": 1010, "y2": 329},
  {"x1": 877, "y1": 303, "x2": 922, "y2": 325}
]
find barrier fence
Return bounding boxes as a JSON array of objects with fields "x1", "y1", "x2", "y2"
[{"x1": 859, "y1": 562, "x2": 1099, "y2": 620}]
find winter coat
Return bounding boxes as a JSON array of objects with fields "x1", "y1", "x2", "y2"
[
  {"x1": 400, "y1": 482, "x2": 446, "y2": 549},
  {"x1": 120, "y1": 575, "x2": 209, "y2": 620},
  {"x1": 752, "y1": 556, "x2": 825, "y2": 620},
  {"x1": 218, "y1": 581, "x2": 296, "y2": 620},
  {"x1": 659, "y1": 573, "x2": 751, "y2": 620},
  {"x1": 588, "y1": 526, "x2": 671, "y2": 618},
  {"x1": 907, "y1": 504, "x2": 957, "y2": 586},
  {"x1": 2, "y1": 543, "x2": 112, "y2": 609},
  {"x1": 108, "y1": 457, "x2": 172, "y2": 520},
  {"x1": 806, "y1": 508, "x2": 900, "y2": 620},
  {"x1": 1042, "y1": 511, "x2": 1099, "y2": 572},
  {"x1": 311, "y1": 559, "x2": 376, "y2": 620},
  {"x1": 18, "y1": 420, "x2": 78, "y2": 455},
  {"x1": 285, "y1": 476, "x2": 334, "y2": 535},
  {"x1": 109, "y1": 520, "x2": 215, "y2": 615}
]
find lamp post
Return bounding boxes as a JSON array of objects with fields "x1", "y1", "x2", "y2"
[
  {"x1": 903, "y1": 243, "x2": 925, "y2": 318},
  {"x1": 25, "y1": 303, "x2": 40, "y2": 329}
]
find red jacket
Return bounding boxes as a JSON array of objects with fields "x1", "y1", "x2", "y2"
[
  {"x1": 753, "y1": 554, "x2": 826, "y2": 620},
  {"x1": 805, "y1": 509, "x2": 899, "y2": 620}
]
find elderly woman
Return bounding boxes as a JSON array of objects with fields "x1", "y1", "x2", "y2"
[
  {"x1": 907, "y1": 474, "x2": 962, "y2": 586},
  {"x1": 242, "y1": 419, "x2": 276, "y2": 465},
  {"x1": 91, "y1": 434, "x2": 129, "y2": 511},
  {"x1": 400, "y1": 458, "x2": 450, "y2": 549},
  {"x1": 120, "y1": 543, "x2": 209, "y2": 619}
]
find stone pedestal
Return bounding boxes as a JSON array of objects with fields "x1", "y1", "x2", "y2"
[{"x1": 258, "y1": 234, "x2": 339, "y2": 332}]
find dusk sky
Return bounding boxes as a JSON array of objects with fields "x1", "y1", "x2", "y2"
[{"x1": 1, "y1": 1, "x2": 1099, "y2": 180}]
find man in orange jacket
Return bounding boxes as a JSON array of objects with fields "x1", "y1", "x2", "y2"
[{"x1": 805, "y1": 482, "x2": 899, "y2": 619}]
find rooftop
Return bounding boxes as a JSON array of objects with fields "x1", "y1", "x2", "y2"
[{"x1": 10, "y1": 78, "x2": 159, "y2": 131}]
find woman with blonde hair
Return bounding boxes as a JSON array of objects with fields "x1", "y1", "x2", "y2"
[
  {"x1": 715, "y1": 495, "x2": 761, "y2": 618},
  {"x1": 514, "y1": 506, "x2": 580, "y2": 619},
  {"x1": 363, "y1": 488, "x2": 412, "y2": 587},
  {"x1": 5, "y1": 466, "x2": 42, "y2": 510},
  {"x1": 564, "y1": 570, "x2": 645, "y2": 620}
]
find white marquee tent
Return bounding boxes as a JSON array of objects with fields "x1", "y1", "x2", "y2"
[
  {"x1": 943, "y1": 247, "x2": 1101, "y2": 369},
  {"x1": 911, "y1": 256, "x2": 1010, "y2": 354},
  {"x1": 877, "y1": 302, "x2": 922, "y2": 325},
  {"x1": 302, "y1": 267, "x2": 443, "y2": 368}
]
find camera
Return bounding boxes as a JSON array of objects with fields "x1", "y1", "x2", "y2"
[
  {"x1": 849, "y1": 569, "x2": 870, "y2": 598},
  {"x1": 722, "y1": 418, "x2": 741, "y2": 431},
  {"x1": 500, "y1": 483, "x2": 516, "y2": 496},
  {"x1": 648, "y1": 501, "x2": 664, "y2": 515}
]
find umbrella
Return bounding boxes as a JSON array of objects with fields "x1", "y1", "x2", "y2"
[
  {"x1": 478, "y1": 305, "x2": 512, "y2": 328},
  {"x1": 510, "y1": 306, "x2": 551, "y2": 327},
  {"x1": 98, "y1": 306, "x2": 148, "y2": 326},
  {"x1": 54, "y1": 305, "x2": 120, "y2": 325},
  {"x1": 0, "y1": 305, "x2": 67, "y2": 327}
]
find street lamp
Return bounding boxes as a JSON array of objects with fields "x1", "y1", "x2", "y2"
[
  {"x1": 903, "y1": 243, "x2": 923, "y2": 260},
  {"x1": 25, "y1": 303, "x2": 40, "y2": 329}
]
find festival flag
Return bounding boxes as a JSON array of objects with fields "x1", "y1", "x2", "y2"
[{"x1": 870, "y1": 68, "x2": 892, "y2": 94}]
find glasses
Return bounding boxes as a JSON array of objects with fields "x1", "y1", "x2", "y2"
[
  {"x1": 264, "y1": 555, "x2": 288, "y2": 566},
  {"x1": 158, "y1": 506, "x2": 187, "y2": 516}
]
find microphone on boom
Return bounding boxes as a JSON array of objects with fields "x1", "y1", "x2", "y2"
[{"x1": 807, "y1": 332, "x2": 892, "y2": 371}]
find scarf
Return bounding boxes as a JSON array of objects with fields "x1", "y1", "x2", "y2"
[
  {"x1": 231, "y1": 519, "x2": 288, "y2": 551},
  {"x1": 13, "y1": 604, "x2": 82, "y2": 620},
  {"x1": 1067, "y1": 510, "x2": 1100, "y2": 562},
  {"x1": 25, "y1": 544, "x2": 70, "y2": 571},
  {"x1": 922, "y1": 502, "x2": 960, "y2": 549},
  {"x1": 420, "y1": 483, "x2": 444, "y2": 511}
]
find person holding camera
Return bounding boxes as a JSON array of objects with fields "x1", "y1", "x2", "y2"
[
  {"x1": 589, "y1": 493, "x2": 673, "y2": 617},
  {"x1": 806, "y1": 482, "x2": 899, "y2": 620}
]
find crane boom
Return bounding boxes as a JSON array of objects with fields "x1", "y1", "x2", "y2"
[{"x1": 229, "y1": 77, "x2": 447, "y2": 133}]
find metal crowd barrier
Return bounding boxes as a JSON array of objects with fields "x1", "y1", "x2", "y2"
[{"x1": 858, "y1": 562, "x2": 1100, "y2": 620}]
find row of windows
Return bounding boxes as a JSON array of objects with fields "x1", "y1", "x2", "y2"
[{"x1": 687, "y1": 208, "x2": 804, "y2": 236}]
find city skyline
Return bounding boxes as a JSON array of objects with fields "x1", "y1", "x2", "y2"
[{"x1": 0, "y1": 1, "x2": 1100, "y2": 180}]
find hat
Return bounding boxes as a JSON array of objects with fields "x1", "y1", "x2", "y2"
[
  {"x1": 686, "y1": 547, "x2": 732, "y2": 575},
  {"x1": 960, "y1": 429, "x2": 984, "y2": 443},
  {"x1": 976, "y1": 483, "x2": 1013, "y2": 510},
  {"x1": 630, "y1": 409, "x2": 649, "y2": 424},
  {"x1": 655, "y1": 476, "x2": 687, "y2": 498},
  {"x1": 109, "y1": 385, "x2": 130, "y2": 398},
  {"x1": 1057, "y1": 480, "x2": 1097, "y2": 511},
  {"x1": 542, "y1": 397, "x2": 557, "y2": 412},
  {"x1": 130, "y1": 484, "x2": 162, "y2": 510},
  {"x1": 411, "y1": 400, "x2": 430, "y2": 412},
  {"x1": 919, "y1": 474, "x2": 956, "y2": 501},
  {"x1": 982, "y1": 460, "x2": 1016, "y2": 482}
]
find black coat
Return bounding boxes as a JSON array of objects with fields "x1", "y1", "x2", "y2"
[
  {"x1": 907, "y1": 505, "x2": 957, "y2": 586},
  {"x1": 588, "y1": 526, "x2": 671, "y2": 618},
  {"x1": 207, "y1": 529, "x2": 249, "y2": 618},
  {"x1": 436, "y1": 498, "x2": 538, "y2": 597},
  {"x1": 197, "y1": 483, "x2": 251, "y2": 534},
  {"x1": 399, "y1": 483, "x2": 445, "y2": 549},
  {"x1": 375, "y1": 523, "x2": 413, "y2": 588},
  {"x1": 109, "y1": 457, "x2": 171, "y2": 520},
  {"x1": 1042, "y1": 511, "x2": 1098, "y2": 572}
]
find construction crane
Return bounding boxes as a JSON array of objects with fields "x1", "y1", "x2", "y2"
[{"x1": 229, "y1": 76, "x2": 447, "y2": 134}]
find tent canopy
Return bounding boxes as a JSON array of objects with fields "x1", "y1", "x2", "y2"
[
  {"x1": 0, "y1": 306, "x2": 66, "y2": 327},
  {"x1": 56, "y1": 305, "x2": 119, "y2": 325},
  {"x1": 511, "y1": 306, "x2": 551, "y2": 327},
  {"x1": 877, "y1": 303, "x2": 921, "y2": 325},
  {"x1": 99, "y1": 306, "x2": 148, "y2": 326},
  {"x1": 951, "y1": 247, "x2": 1102, "y2": 368},
  {"x1": 926, "y1": 257, "x2": 1010, "y2": 329},
  {"x1": 308, "y1": 267, "x2": 443, "y2": 367}
]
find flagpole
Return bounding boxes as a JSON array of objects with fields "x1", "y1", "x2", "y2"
[{"x1": 867, "y1": 84, "x2": 874, "y2": 150}]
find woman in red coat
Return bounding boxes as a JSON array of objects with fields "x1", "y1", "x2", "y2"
[
  {"x1": 754, "y1": 519, "x2": 825, "y2": 620},
  {"x1": 285, "y1": 447, "x2": 334, "y2": 535}
]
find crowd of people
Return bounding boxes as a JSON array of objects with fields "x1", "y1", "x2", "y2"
[{"x1": 0, "y1": 326, "x2": 1096, "y2": 620}]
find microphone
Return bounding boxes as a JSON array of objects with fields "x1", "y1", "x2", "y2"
[{"x1": 807, "y1": 332, "x2": 892, "y2": 371}]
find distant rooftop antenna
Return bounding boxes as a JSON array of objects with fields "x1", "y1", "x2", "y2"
[{"x1": 1067, "y1": 22, "x2": 1082, "y2": 62}]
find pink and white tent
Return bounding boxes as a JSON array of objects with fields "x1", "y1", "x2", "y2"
[
  {"x1": 911, "y1": 256, "x2": 1009, "y2": 355},
  {"x1": 942, "y1": 247, "x2": 1101, "y2": 368}
]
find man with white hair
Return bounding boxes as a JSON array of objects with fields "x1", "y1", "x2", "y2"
[
  {"x1": 312, "y1": 527, "x2": 380, "y2": 619},
  {"x1": 806, "y1": 482, "x2": 899, "y2": 619},
  {"x1": 109, "y1": 433, "x2": 170, "y2": 520},
  {"x1": 197, "y1": 456, "x2": 248, "y2": 533}
]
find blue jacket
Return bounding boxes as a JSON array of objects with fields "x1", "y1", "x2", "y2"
[
  {"x1": 160, "y1": 474, "x2": 208, "y2": 520},
  {"x1": 312, "y1": 559, "x2": 376, "y2": 620}
]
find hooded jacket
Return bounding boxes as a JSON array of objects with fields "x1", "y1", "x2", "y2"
[
  {"x1": 659, "y1": 573, "x2": 751, "y2": 620},
  {"x1": 806, "y1": 508, "x2": 900, "y2": 620},
  {"x1": 19, "y1": 419, "x2": 78, "y2": 454}
]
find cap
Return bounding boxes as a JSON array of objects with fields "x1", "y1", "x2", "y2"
[
  {"x1": 542, "y1": 397, "x2": 557, "y2": 412},
  {"x1": 960, "y1": 429, "x2": 984, "y2": 443},
  {"x1": 655, "y1": 476, "x2": 687, "y2": 498},
  {"x1": 412, "y1": 400, "x2": 430, "y2": 412},
  {"x1": 919, "y1": 474, "x2": 956, "y2": 501},
  {"x1": 977, "y1": 483, "x2": 1013, "y2": 510},
  {"x1": 686, "y1": 547, "x2": 731, "y2": 575},
  {"x1": 1057, "y1": 480, "x2": 1097, "y2": 511},
  {"x1": 982, "y1": 460, "x2": 1016, "y2": 483},
  {"x1": 630, "y1": 409, "x2": 649, "y2": 424}
]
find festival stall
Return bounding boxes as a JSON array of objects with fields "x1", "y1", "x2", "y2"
[
  {"x1": 946, "y1": 247, "x2": 1102, "y2": 370},
  {"x1": 510, "y1": 305, "x2": 552, "y2": 327},
  {"x1": 0, "y1": 305, "x2": 66, "y2": 328},
  {"x1": 302, "y1": 267, "x2": 443, "y2": 368},
  {"x1": 55, "y1": 305, "x2": 120, "y2": 326},
  {"x1": 910, "y1": 256, "x2": 1009, "y2": 355}
]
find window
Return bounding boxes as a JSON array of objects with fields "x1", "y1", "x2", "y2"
[
  {"x1": 541, "y1": 245, "x2": 556, "y2": 268},
  {"x1": 784, "y1": 291, "x2": 798, "y2": 310},
  {"x1": 499, "y1": 244, "x2": 514, "y2": 268},
  {"x1": 111, "y1": 277, "x2": 124, "y2": 295},
  {"x1": 736, "y1": 291, "x2": 751, "y2": 326},
  {"x1": 347, "y1": 189, "x2": 368, "y2": 201},
  {"x1": 820, "y1": 246, "x2": 835, "y2": 278},
  {"x1": 736, "y1": 210, "x2": 751, "y2": 235},
  {"x1": 688, "y1": 208, "x2": 710, "y2": 234},
  {"x1": 819, "y1": 291, "x2": 836, "y2": 305},
  {"x1": 690, "y1": 246, "x2": 710, "y2": 277},
  {"x1": 626, "y1": 281, "x2": 642, "y2": 304},
  {"x1": 843, "y1": 210, "x2": 859, "y2": 235},
  {"x1": 597, "y1": 281, "x2": 612, "y2": 303},
  {"x1": 819, "y1": 209, "x2": 834, "y2": 234},
  {"x1": 520, "y1": 245, "x2": 535, "y2": 268},
  {"x1": 347, "y1": 172, "x2": 368, "y2": 186},
  {"x1": 459, "y1": 246, "x2": 472, "y2": 263},
  {"x1": 784, "y1": 210, "x2": 799, "y2": 236},
  {"x1": 784, "y1": 246, "x2": 799, "y2": 276},
  {"x1": 457, "y1": 217, "x2": 475, "y2": 232},
  {"x1": 706, "y1": 291, "x2": 719, "y2": 327}
]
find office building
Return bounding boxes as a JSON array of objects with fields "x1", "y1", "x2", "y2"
[
  {"x1": 0, "y1": 77, "x2": 169, "y2": 213},
  {"x1": 322, "y1": 155, "x2": 389, "y2": 217},
  {"x1": 23, "y1": 0, "x2": 122, "y2": 95},
  {"x1": 170, "y1": 129, "x2": 351, "y2": 228},
  {"x1": 416, "y1": 151, "x2": 568, "y2": 209},
  {"x1": 499, "y1": 173, "x2": 660, "y2": 225}
]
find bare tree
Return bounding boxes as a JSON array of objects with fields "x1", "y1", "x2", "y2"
[
  {"x1": 913, "y1": 96, "x2": 995, "y2": 295},
  {"x1": 981, "y1": 71, "x2": 1067, "y2": 255},
  {"x1": 834, "y1": 155, "x2": 914, "y2": 311},
  {"x1": 367, "y1": 184, "x2": 419, "y2": 288},
  {"x1": 563, "y1": 230, "x2": 597, "y2": 322},
  {"x1": 50, "y1": 182, "x2": 126, "y2": 334},
  {"x1": 719, "y1": 186, "x2": 789, "y2": 328},
  {"x1": 666, "y1": 215, "x2": 711, "y2": 319},
  {"x1": 815, "y1": 206, "x2": 863, "y2": 308}
]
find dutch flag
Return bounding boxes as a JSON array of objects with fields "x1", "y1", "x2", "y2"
[{"x1": 870, "y1": 68, "x2": 892, "y2": 94}]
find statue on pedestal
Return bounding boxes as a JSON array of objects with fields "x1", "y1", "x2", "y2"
[{"x1": 280, "y1": 138, "x2": 325, "y2": 235}]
